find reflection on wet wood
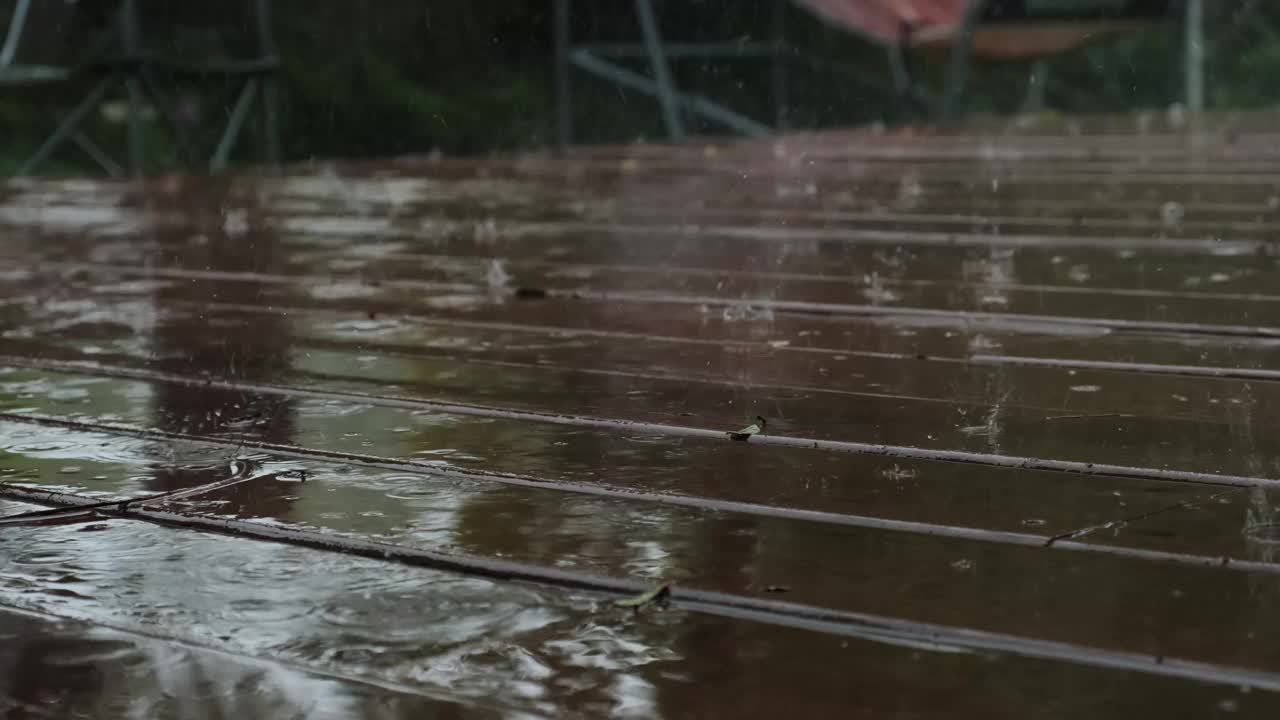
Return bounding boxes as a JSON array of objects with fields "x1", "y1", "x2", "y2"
[{"x1": 5, "y1": 114, "x2": 1280, "y2": 715}]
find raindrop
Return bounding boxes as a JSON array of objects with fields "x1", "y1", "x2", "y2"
[
  {"x1": 486, "y1": 259, "x2": 511, "y2": 290},
  {"x1": 473, "y1": 218, "x2": 499, "y2": 244},
  {"x1": 222, "y1": 208, "x2": 249, "y2": 236}
]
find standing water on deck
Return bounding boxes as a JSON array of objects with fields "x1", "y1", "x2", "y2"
[{"x1": 6, "y1": 113, "x2": 1280, "y2": 717}]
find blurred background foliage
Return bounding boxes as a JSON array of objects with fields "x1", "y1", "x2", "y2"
[{"x1": 0, "y1": 0, "x2": 1277, "y2": 173}]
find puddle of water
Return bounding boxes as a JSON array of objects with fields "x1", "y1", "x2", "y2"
[
  {"x1": 1, "y1": 419, "x2": 1279, "y2": 677},
  {"x1": 1, "y1": 500, "x2": 1276, "y2": 718},
  {"x1": 8, "y1": 130, "x2": 1280, "y2": 714},
  {"x1": 0, "y1": 604, "x2": 490, "y2": 719}
]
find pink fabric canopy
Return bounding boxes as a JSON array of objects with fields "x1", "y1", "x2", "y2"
[
  {"x1": 790, "y1": 0, "x2": 1154, "y2": 59},
  {"x1": 790, "y1": 0, "x2": 969, "y2": 44}
]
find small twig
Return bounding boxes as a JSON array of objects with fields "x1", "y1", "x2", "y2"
[
  {"x1": 0, "y1": 461, "x2": 267, "y2": 527},
  {"x1": 1044, "y1": 488, "x2": 1242, "y2": 547},
  {"x1": 1044, "y1": 413, "x2": 1134, "y2": 421}
]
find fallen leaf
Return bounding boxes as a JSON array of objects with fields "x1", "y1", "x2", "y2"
[
  {"x1": 614, "y1": 583, "x2": 671, "y2": 610},
  {"x1": 727, "y1": 416, "x2": 767, "y2": 441}
]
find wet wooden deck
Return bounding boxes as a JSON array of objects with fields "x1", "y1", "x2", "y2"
[{"x1": 4, "y1": 112, "x2": 1280, "y2": 716}]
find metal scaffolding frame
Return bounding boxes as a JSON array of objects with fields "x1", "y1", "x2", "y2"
[
  {"x1": 1, "y1": 0, "x2": 280, "y2": 176},
  {"x1": 554, "y1": 0, "x2": 782, "y2": 148},
  {"x1": 553, "y1": 0, "x2": 1198, "y2": 147}
]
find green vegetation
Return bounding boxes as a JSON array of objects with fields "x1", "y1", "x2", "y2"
[{"x1": 1, "y1": 1, "x2": 1277, "y2": 174}]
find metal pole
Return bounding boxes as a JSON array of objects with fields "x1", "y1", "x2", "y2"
[
  {"x1": 570, "y1": 51, "x2": 770, "y2": 136},
  {"x1": 553, "y1": 0, "x2": 572, "y2": 148},
  {"x1": 634, "y1": 0, "x2": 683, "y2": 141},
  {"x1": 887, "y1": 44, "x2": 910, "y2": 100},
  {"x1": 72, "y1": 132, "x2": 124, "y2": 177},
  {"x1": 212, "y1": 79, "x2": 260, "y2": 171},
  {"x1": 0, "y1": 0, "x2": 32, "y2": 67},
  {"x1": 770, "y1": 0, "x2": 787, "y2": 132},
  {"x1": 119, "y1": 0, "x2": 144, "y2": 175},
  {"x1": 256, "y1": 0, "x2": 281, "y2": 165},
  {"x1": 19, "y1": 76, "x2": 116, "y2": 176},
  {"x1": 941, "y1": 0, "x2": 989, "y2": 121},
  {"x1": 1185, "y1": 0, "x2": 1204, "y2": 113}
]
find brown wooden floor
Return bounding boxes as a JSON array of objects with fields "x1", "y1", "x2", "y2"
[{"x1": 3, "y1": 112, "x2": 1280, "y2": 717}]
